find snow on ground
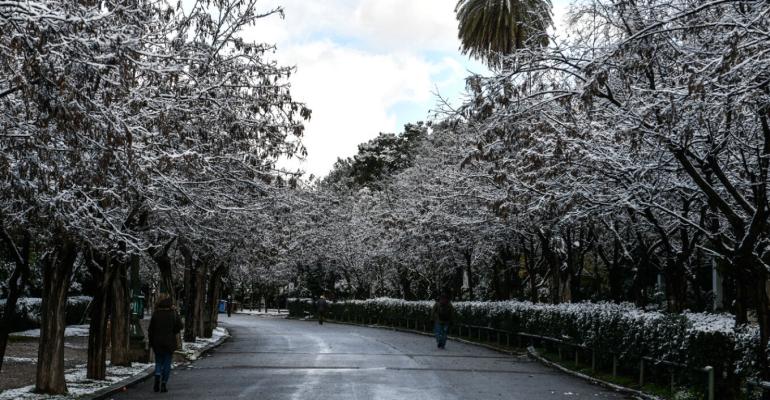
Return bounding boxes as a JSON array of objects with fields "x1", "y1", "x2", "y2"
[
  {"x1": 178, "y1": 327, "x2": 229, "y2": 361},
  {"x1": 10, "y1": 325, "x2": 90, "y2": 338},
  {"x1": 0, "y1": 362, "x2": 153, "y2": 400},
  {"x1": 3, "y1": 356, "x2": 37, "y2": 363},
  {"x1": 238, "y1": 309, "x2": 287, "y2": 315}
]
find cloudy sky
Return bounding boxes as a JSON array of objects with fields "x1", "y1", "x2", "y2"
[{"x1": 245, "y1": 0, "x2": 571, "y2": 178}]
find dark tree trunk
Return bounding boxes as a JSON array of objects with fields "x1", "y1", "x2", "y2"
[
  {"x1": 203, "y1": 265, "x2": 225, "y2": 338},
  {"x1": 398, "y1": 266, "x2": 413, "y2": 300},
  {"x1": 0, "y1": 228, "x2": 31, "y2": 373},
  {"x1": 110, "y1": 264, "x2": 131, "y2": 366},
  {"x1": 35, "y1": 240, "x2": 78, "y2": 394},
  {"x1": 149, "y1": 238, "x2": 176, "y2": 302},
  {"x1": 521, "y1": 237, "x2": 538, "y2": 303},
  {"x1": 86, "y1": 251, "x2": 115, "y2": 380},
  {"x1": 464, "y1": 250, "x2": 474, "y2": 300},
  {"x1": 537, "y1": 230, "x2": 560, "y2": 304},
  {"x1": 195, "y1": 261, "x2": 206, "y2": 338},
  {"x1": 182, "y1": 244, "x2": 199, "y2": 343}
]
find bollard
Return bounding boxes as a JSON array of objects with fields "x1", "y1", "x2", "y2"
[
  {"x1": 705, "y1": 366, "x2": 714, "y2": 400},
  {"x1": 575, "y1": 349, "x2": 579, "y2": 366},
  {"x1": 612, "y1": 355, "x2": 618, "y2": 378},
  {"x1": 639, "y1": 358, "x2": 645, "y2": 386},
  {"x1": 558, "y1": 345, "x2": 563, "y2": 361},
  {"x1": 591, "y1": 350, "x2": 596, "y2": 372}
]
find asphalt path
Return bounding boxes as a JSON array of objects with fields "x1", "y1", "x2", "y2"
[{"x1": 112, "y1": 314, "x2": 629, "y2": 400}]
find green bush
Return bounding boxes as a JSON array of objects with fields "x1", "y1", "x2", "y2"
[{"x1": 0, "y1": 296, "x2": 92, "y2": 331}]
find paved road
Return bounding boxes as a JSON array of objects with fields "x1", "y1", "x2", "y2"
[{"x1": 113, "y1": 314, "x2": 628, "y2": 400}]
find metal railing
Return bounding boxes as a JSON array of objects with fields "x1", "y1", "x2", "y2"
[{"x1": 326, "y1": 310, "x2": 714, "y2": 400}]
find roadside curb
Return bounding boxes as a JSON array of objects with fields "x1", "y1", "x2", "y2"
[
  {"x1": 293, "y1": 317, "x2": 651, "y2": 399},
  {"x1": 527, "y1": 346, "x2": 657, "y2": 400},
  {"x1": 90, "y1": 327, "x2": 230, "y2": 400}
]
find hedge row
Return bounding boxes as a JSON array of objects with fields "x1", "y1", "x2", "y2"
[
  {"x1": 0, "y1": 296, "x2": 92, "y2": 332},
  {"x1": 289, "y1": 297, "x2": 757, "y2": 397}
]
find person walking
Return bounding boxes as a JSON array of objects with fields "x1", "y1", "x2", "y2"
[
  {"x1": 227, "y1": 295, "x2": 233, "y2": 317},
  {"x1": 148, "y1": 293, "x2": 183, "y2": 393},
  {"x1": 431, "y1": 292, "x2": 454, "y2": 349},
  {"x1": 316, "y1": 295, "x2": 328, "y2": 325}
]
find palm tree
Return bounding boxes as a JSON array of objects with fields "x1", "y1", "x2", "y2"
[{"x1": 455, "y1": 0, "x2": 552, "y2": 68}]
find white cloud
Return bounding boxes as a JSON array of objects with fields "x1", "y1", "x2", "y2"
[
  {"x1": 278, "y1": 41, "x2": 464, "y2": 177},
  {"x1": 243, "y1": 0, "x2": 575, "y2": 177}
]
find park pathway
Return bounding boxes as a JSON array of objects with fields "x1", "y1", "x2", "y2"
[{"x1": 112, "y1": 314, "x2": 629, "y2": 399}]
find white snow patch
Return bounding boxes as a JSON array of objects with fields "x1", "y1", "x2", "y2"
[
  {"x1": 3, "y1": 356, "x2": 37, "y2": 363},
  {"x1": 0, "y1": 362, "x2": 152, "y2": 399},
  {"x1": 178, "y1": 327, "x2": 229, "y2": 361},
  {"x1": 10, "y1": 325, "x2": 90, "y2": 338}
]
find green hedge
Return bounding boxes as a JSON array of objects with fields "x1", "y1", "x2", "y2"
[
  {"x1": 0, "y1": 296, "x2": 92, "y2": 332},
  {"x1": 289, "y1": 297, "x2": 754, "y2": 398}
]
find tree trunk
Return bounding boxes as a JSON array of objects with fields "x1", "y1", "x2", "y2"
[
  {"x1": 35, "y1": 240, "x2": 78, "y2": 395},
  {"x1": 0, "y1": 229, "x2": 31, "y2": 373},
  {"x1": 182, "y1": 245, "x2": 198, "y2": 343},
  {"x1": 86, "y1": 252, "x2": 115, "y2": 380},
  {"x1": 110, "y1": 264, "x2": 131, "y2": 366},
  {"x1": 754, "y1": 267, "x2": 770, "y2": 400},
  {"x1": 464, "y1": 250, "x2": 474, "y2": 300},
  {"x1": 204, "y1": 265, "x2": 225, "y2": 338},
  {"x1": 195, "y1": 262, "x2": 206, "y2": 338}
]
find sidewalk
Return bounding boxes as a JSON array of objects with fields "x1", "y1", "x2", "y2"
[{"x1": 0, "y1": 327, "x2": 230, "y2": 400}]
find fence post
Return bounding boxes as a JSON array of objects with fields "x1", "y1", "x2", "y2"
[
  {"x1": 639, "y1": 358, "x2": 645, "y2": 386},
  {"x1": 705, "y1": 366, "x2": 714, "y2": 400},
  {"x1": 575, "y1": 348, "x2": 579, "y2": 366},
  {"x1": 670, "y1": 368, "x2": 675, "y2": 393}
]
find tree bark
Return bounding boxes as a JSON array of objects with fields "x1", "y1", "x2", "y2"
[
  {"x1": 203, "y1": 265, "x2": 225, "y2": 338},
  {"x1": 86, "y1": 251, "x2": 115, "y2": 380},
  {"x1": 35, "y1": 239, "x2": 78, "y2": 395},
  {"x1": 0, "y1": 228, "x2": 31, "y2": 373},
  {"x1": 110, "y1": 263, "x2": 131, "y2": 366}
]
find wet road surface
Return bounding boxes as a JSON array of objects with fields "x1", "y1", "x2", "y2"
[{"x1": 113, "y1": 314, "x2": 629, "y2": 399}]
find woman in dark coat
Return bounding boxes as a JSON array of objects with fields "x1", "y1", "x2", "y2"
[{"x1": 148, "y1": 293, "x2": 183, "y2": 393}]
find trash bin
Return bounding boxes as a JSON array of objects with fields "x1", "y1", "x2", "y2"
[{"x1": 218, "y1": 299, "x2": 227, "y2": 313}]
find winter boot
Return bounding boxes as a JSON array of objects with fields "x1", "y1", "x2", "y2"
[
  {"x1": 161, "y1": 382, "x2": 168, "y2": 393},
  {"x1": 153, "y1": 376, "x2": 160, "y2": 392}
]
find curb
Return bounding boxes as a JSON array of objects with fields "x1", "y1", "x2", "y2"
[
  {"x1": 527, "y1": 346, "x2": 658, "y2": 400},
  {"x1": 90, "y1": 328, "x2": 230, "y2": 400}
]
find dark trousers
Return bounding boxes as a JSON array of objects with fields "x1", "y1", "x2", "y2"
[
  {"x1": 434, "y1": 322, "x2": 449, "y2": 347},
  {"x1": 154, "y1": 350, "x2": 173, "y2": 383}
]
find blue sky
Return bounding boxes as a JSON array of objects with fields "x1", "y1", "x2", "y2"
[{"x1": 244, "y1": 0, "x2": 572, "y2": 178}]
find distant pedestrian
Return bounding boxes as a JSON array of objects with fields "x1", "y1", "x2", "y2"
[
  {"x1": 227, "y1": 295, "x2": 233, "y2": 317},
  {"x1": 431, "y1": 293, "x2": 454, "y2": 349},
  {"x1": 316, "y1": 295, "x2": 328, "y2": 325},
  {"x1": 148, "y1": 293, "x2": 183, "y2": 393}
]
